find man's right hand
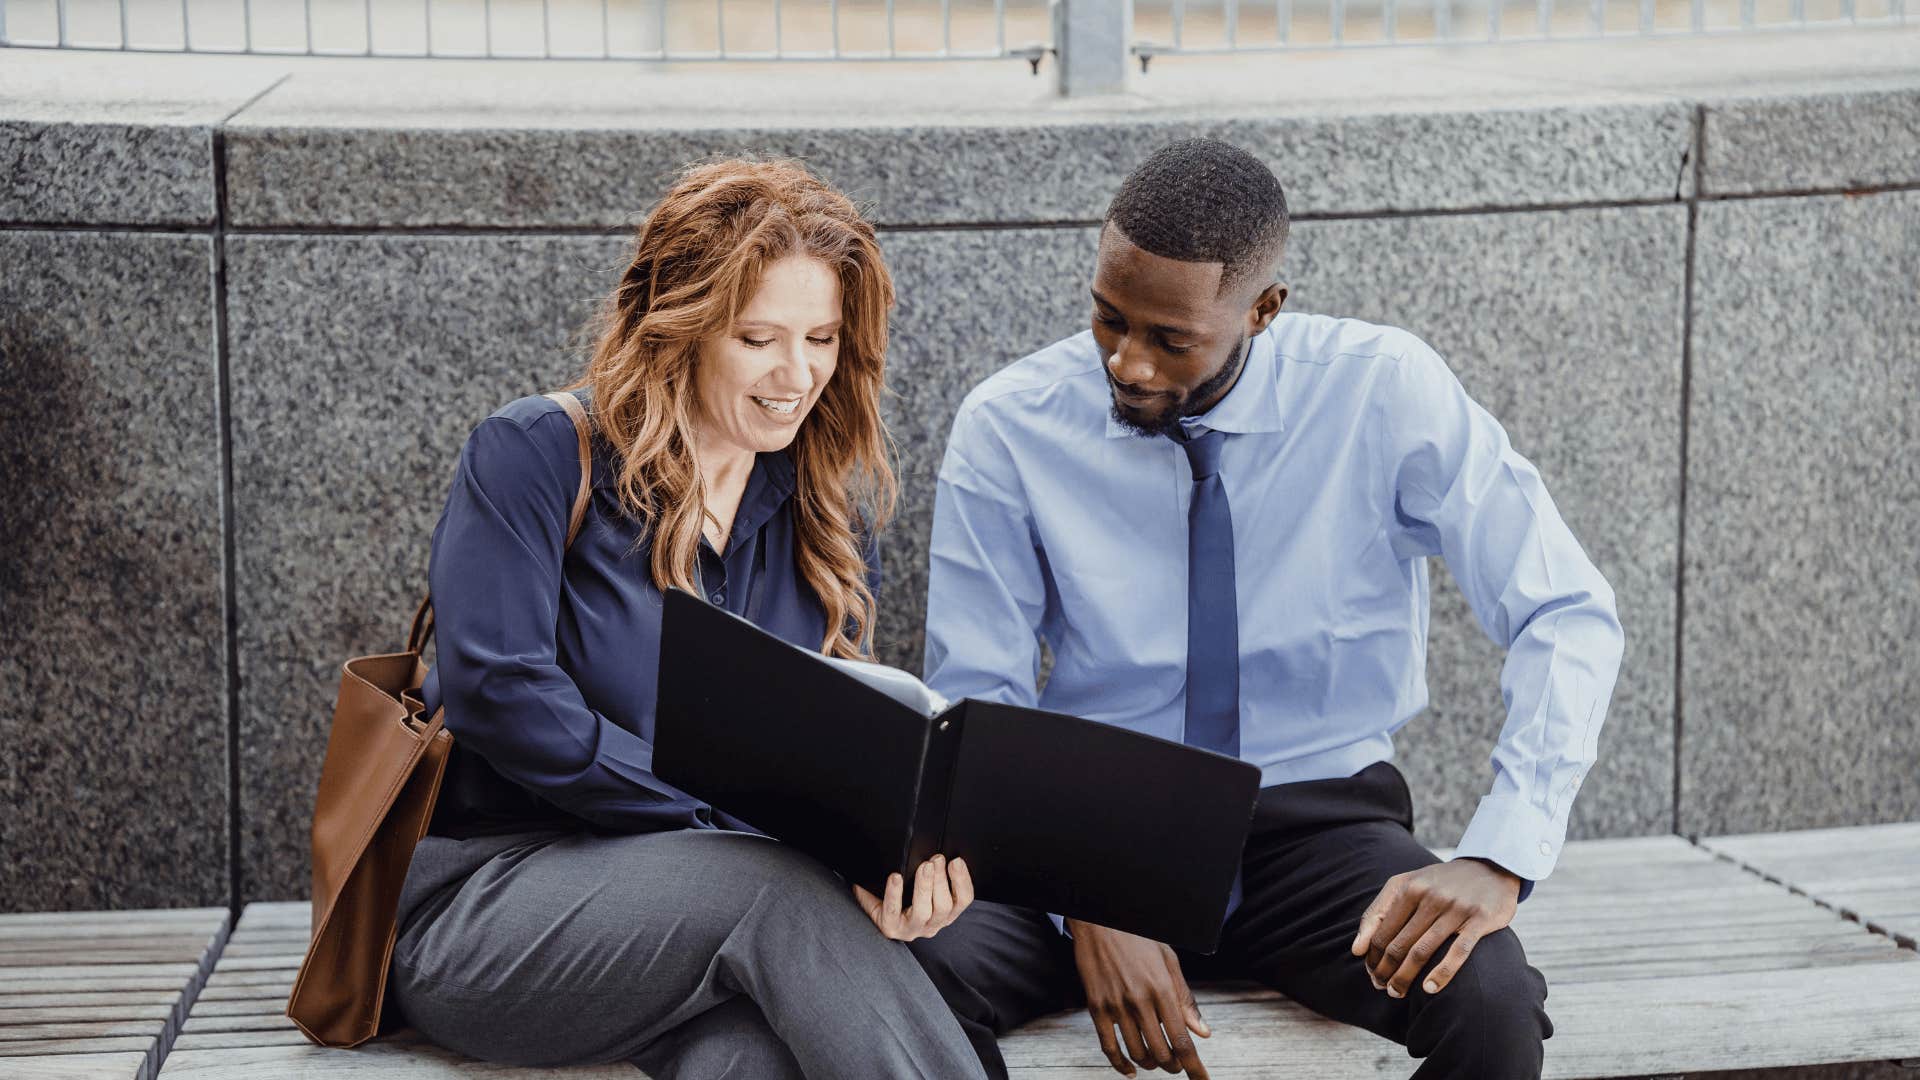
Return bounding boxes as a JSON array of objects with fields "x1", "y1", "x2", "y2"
[{"x1": 1066, "y1": 919, "x2": 1212, "y2": 1078}]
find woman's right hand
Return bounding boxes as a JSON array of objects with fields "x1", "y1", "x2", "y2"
[{"x1": 852, "y1": 854, "x2": 974, "y2": 942}]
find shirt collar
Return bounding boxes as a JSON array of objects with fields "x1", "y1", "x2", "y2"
[
  {"x1": 1104, "y1": 325, "x2": 1285, "y2": 440},
  {"x1": 730, "y1": 449, "x2": 798, "y2": 541}
]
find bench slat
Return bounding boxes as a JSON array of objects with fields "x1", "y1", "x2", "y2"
[
  {"x1": 0, "y1": 992, "x2": 182, "y2": 1010},
  {"x1": 2, "y1": 1051, "x2": 153, "y2": 1078},
  {"x1": 192, "y1": 983, "x2": 289, "y2": 1004},
  {"x1": 1705, "y1": 823, "x2": 1920, "y2": 944},
  {"x1": 0, "y1": 910, "x2": 225, "y2": 929},
  {"x1": 1004, "y1": 960, "x2": 1920, "y2": 1078},
  {"x1": 0, "y1": 1019, "x2": 167, "y2": 1041},
  {"x1": 183, "y1": 1013, "x2": 299, "y2": 1035},
  {"x1": 170, "y1": 1030, "x2": 325, "y2": 1052},
  {"x1": 0, "y1": 1034, "x2": 157, "y2": 1056},
  {"x1": 0, "y1": 1004, "x2": 176, "y2": 1024},
  {"x1": 160, "y1": 1032, "x2": 637, "y2": 1077}
]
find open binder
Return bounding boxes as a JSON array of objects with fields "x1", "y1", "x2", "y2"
[{"x1": 653, "y1": 588, "x2": 1261, "y2": 952}]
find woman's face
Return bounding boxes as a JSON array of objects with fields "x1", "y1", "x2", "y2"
[{"x1": 691, "y1": 254, "x2": 843, "y2": 458}]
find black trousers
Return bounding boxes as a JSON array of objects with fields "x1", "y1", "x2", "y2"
[{"x1": 908, "y1": 761, "x2": 1552, "y2": 1079}]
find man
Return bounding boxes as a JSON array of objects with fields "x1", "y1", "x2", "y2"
[{"x1": 910, "y1": 137, "x2": 1624, "y2": 1080}]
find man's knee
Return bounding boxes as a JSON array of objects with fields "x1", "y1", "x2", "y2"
[
  {"x1": 906, "y1": 915, "x2": 999, "y2": 1025},
  {"x1": 1410, "y1": 929, "x2": 1551, "y2": 1077}
]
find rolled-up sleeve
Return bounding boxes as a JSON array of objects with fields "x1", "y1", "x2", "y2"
[
  {"x1": 1382, "y1": 342, "x2": 1625, "y2": 894},
  {"x1": 427, "y1": 414, "x2": 713, "y2": 833}
]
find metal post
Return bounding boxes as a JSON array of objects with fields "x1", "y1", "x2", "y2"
[
  {"x1": 1054, "y1": 0, "x2": 1129, "y2": 96},
  {"x1": 120, "y1": 0, "x2": 130, "y2": 49}
]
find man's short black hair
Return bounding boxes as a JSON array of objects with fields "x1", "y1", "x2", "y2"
[{"x1": 1104, "y1": 137, "x2": 1289, "y2": 297}]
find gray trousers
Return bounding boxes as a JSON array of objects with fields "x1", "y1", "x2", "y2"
[{"x1": 387, "y1": 826, "x2": 987, "y2": 1080}]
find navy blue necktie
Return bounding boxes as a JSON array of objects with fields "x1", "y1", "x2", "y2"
[
  {"x1": 1172, "y1": 425, "x2": 1240, "y2": 758},
  {"x1": 1170, "y1": 423, "x2": 1245, "y2": 922}
]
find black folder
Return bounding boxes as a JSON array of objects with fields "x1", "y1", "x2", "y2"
[{"x1": 652, "y1": 588, "x2": 1262, "y2": 953}]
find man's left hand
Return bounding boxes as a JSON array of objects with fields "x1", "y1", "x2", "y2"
[{"x1": 1350, "y1": 859, "x2": 1521, "y2": 998}]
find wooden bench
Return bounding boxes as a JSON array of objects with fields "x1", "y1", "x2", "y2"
[
  {"x1": 1701, "y1": 822, "x2": 1920, "y2": 950},
  {"x1": 0, "y1": 906, "x2": 230, "y2": 1080},
  {"x1": 146, "y1": 831, "x2": 1920, "y2": 1078}
]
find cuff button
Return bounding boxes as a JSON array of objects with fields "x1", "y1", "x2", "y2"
[{"x1": 1538, "y1": 841, "x2": 1553, "y2": 856}]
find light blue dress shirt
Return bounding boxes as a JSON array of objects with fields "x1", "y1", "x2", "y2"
[{"x1": 923, "y1": 312, "x2": 1624, "y2": 932}]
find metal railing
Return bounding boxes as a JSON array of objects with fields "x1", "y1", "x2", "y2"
[
  {"x1": 1131, "y1": 0, "x2": 1909, "y2": 60},
  {"x1": 0, "y1": 0, "x2": 1907, "y2": 90},
  {"x1": 0, "y1": 0, "x2": 1049, "y2": 63}
]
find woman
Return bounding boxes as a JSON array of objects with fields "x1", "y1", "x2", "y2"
[{"x1": 387, "y1": 158, "x2": 985, "y2": 1079}]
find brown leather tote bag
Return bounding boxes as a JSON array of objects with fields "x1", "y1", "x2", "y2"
[{"x1": 286, "y1": 390, "x2": 595, "y2": 1047}]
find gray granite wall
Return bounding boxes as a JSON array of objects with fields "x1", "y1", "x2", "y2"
[{"x1": 4, "y1": 77, "x2": 1917, "y2": 911}]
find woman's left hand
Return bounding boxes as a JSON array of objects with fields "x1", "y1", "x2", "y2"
[{"x1": 853, "y1": 854, "x2": 974, "y2": 942}]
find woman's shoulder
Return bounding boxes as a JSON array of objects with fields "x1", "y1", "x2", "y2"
[
  {"x1": 489, "y1": 389, "x2": 588, "y2": 431},
  {"x1": 464, "y1": 391, "x2": 594, "y2": 488}
]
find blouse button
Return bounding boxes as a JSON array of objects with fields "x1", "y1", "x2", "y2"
[{"x1": 709, "y1": 590, "x2": 726, "y2": 605}]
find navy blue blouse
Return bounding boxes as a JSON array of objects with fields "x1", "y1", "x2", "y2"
[{"x1": 420, "y1": 390, "x2": 879, "y2": 839}]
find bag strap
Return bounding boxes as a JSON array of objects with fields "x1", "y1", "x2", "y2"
[
  {"x1": 407, "y1": 391, "x2": 596, "y2": 654},
  {"x1": 542, "y1": 389, "x2": 595, "y2": 550}
]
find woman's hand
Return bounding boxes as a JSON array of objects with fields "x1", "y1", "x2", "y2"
[{"x1": 852, "y1": 854, "x2": 974, "y2": 942}]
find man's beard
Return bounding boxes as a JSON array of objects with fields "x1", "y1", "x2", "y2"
[{"x1": 1107, "y1": 336, "x2": 1249, "y2": 439}]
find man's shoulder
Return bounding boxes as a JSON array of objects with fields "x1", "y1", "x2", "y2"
[
  {"x1": 1270, "y1": 311, "x2": 1439, "y2": 373},
  {"x1": 952, "y1": 330, "x2": 1107, "y2": 432}
]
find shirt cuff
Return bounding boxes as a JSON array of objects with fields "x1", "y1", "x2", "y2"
[
  {"x1": 1047, "y1": 912, "x2": 1073, "y2": 939},
  {"x1": 1452, "y1": 791, "x2": 1565, "y2": 886},
  {"x1": 1456, "y1": 857, "x2": 1537, "y2": 904}
]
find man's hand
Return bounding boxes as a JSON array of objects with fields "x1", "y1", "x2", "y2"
[
  {"x1": 1066, "y1": 919, "x2": 1211, "y2": 1078},
  {"x1": 1351, "y1": 858, "x2": 1521, "y2": 998},
  {"x1": 853, "y1": 854, "x2": 974, "y2": 942}
]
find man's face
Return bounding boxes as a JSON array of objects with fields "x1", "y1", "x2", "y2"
[{"x1": 1089, "y1": 224, "x2": 1282, "y2": 438}]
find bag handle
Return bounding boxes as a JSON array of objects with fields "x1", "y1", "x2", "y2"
[{"x1": 407, "y1": 390, "x2": 596, "y2": 655}]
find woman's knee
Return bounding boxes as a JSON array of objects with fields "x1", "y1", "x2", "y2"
[{"x1": 629, "y1": 996, "x2": 806, "y2": 1080}]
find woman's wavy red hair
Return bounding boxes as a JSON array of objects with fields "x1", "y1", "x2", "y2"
[{"x1": 560, "y1": 157, "x2": 898, "y2": 658}]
